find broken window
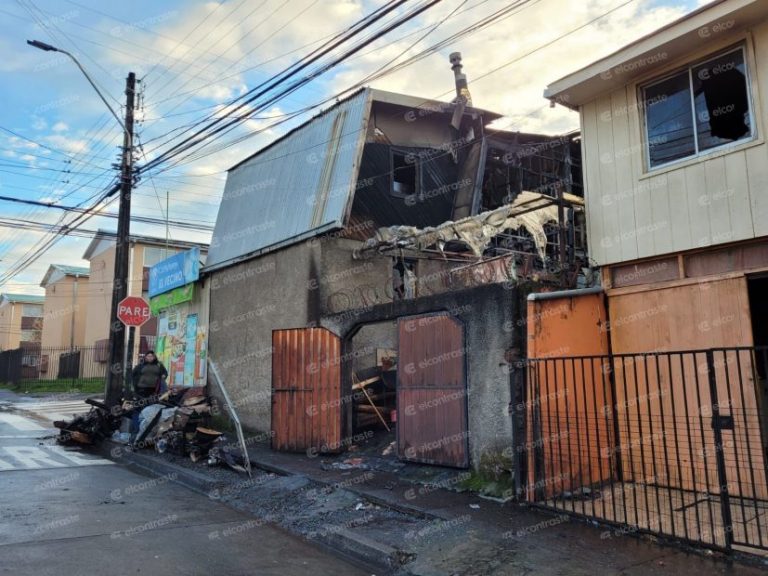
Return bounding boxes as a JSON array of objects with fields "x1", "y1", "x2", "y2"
[
  {"x1": 391, "y1": 149, "x2": 418, "y2": 198},
  {"x1": 392, "y1": 258, "x2": 416, "y2": 300},
  {"x1": 643, "y1": 46, "x2": 752, "y2": 169}
]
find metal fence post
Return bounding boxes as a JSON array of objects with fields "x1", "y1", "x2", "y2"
[{"x1": 705, "y1": 349, "x2": 734, "y2": 552}]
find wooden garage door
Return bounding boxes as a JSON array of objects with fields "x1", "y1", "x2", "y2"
[
  {"x1": 272, "y1": 327, "x2": 342, "y2": 453},
  {"x1": 397, "y1": 313, "x2": 469, "y2": 468}
]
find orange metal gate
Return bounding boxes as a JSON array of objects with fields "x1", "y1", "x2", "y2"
[
  {"x1": 397, "y1": 313, "x2": 469, "y2": 468},
  {"x1": 271, "y1": 327, "x2": 342, "y2": 453}
]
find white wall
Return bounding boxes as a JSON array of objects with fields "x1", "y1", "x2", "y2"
[{"x1": 581, "y1": 21, "x2": 768, "y2": 265}]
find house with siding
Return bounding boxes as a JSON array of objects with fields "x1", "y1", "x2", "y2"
[
  {"x1": 527, "y1": 0, "x2": 768, "y2": 555},
  {"x1": 544, "y1": 0, "x2": 768, "y2": 354}
]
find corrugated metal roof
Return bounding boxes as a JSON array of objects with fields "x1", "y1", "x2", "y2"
[
  {"x1": 0, "y1": 293, "x2": 45, "y2": 304},
  {"x1": 206, "y1": 89, "x2": 372, "y2": 271},
  {"x1": 82, "y1": 229, "x2": 209, "y2": 260},
  {"x1": 40, "y1": 264, "x2": 90, "y2": 288},
  {"x1": 53, "y1": 264, "x2": 90, "y2": 276}
]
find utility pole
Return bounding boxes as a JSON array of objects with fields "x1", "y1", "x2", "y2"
[{"x1": 105, "y1": 72, "x2": 136, "y2": 407}]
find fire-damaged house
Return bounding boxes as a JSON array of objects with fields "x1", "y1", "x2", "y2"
[{"x1": 204, "y1": 55, "x2": 586, "y2": 474}]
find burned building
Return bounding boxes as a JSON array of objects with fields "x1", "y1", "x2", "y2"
[{"x1": 204, "y1": 59, "x2": 585, "y2": 472}]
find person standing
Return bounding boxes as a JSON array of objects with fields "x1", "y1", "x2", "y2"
[{"x1": 131, "y1": 350, "x2": 168, "y2": 399}]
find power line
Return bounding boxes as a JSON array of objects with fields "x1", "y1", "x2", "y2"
[
  {"x1": 143, "y1": 0, "x2": 536, "y2": 173},
  {"x1": 140, "y1": 0, "x2": 436, "y2": 173},
  {"x1": 0, "y1": 193, "x2": 214, "y2": 230}
]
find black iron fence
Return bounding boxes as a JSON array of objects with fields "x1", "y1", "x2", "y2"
[
  {"x1": 0, "y1": 344, "x2": 142, "y2": 393},
  {"x1": 525, "y1": 347, "x2": 768, "y2": 556}
]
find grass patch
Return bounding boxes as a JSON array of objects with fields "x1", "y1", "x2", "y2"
[
  {"x1": 459, "y1": 450, "x2": 516, "y2": 500},
  {"x1": 0, "y1": 377, "x2": 104, "y2": 394}
]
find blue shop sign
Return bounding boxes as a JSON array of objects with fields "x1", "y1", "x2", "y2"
[{"x1": 149, "y1": 247, "x2": 200, "y2": 297}]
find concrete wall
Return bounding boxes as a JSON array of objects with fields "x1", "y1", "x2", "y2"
[
  {"x1": 207, "y1": 239, "x2": 318, "y2": 431},
  {"x1": 318, "y1": 238, "x2": 393, "y2": 316},
  {"x1": 349, "y1": 321, "x2": 398, "y2": 375},
  {"x1": 207, "y1": 234, "x2": 527, "y2": 471},
  {"x1": 325, "y1": 283, "x2": 524, "y2": 470}
]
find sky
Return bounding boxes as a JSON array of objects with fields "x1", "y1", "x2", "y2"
[{"x1": 0, "y1": 0, "x2": 708, "y2": 294}]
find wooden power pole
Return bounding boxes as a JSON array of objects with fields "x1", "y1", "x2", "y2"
[{"x1": 105, "y1": 72, "x2": 136, "y2": 407}]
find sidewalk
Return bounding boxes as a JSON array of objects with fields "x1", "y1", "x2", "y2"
[{"x1": 97, "y1": 433, "x2": 768, "y2": 576}]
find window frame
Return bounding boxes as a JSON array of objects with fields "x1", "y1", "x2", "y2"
[
  {"x1": 390, "y1": 149, "x2": 420, "y2": 199},
  {"x1": 640, "y1": 44, "x2": 756, "y2": 172}
]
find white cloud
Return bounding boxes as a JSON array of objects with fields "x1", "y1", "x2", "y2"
[
  {"x1": 43, "y1": 134, "x2": 89, "y2": 155},
  {"x1": 52, "y1": 122, "x2": 69, "y2": 132}
]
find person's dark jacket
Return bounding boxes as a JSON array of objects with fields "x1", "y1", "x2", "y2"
[{"x1": 131, "y1": 359, "x2": 168, "y2": 397}]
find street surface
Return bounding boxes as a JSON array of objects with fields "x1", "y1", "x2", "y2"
[{"x1": 0, "y1": 400, "x2": 370, "y2": 576}]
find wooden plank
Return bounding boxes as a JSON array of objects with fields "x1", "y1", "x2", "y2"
[
  {"x1": 611, "y1": 88, "x2": 640, "y2": 262},
  {"x1": 667, "y1": 169, "x2": 692, "y2": 252},
  {"x1": 684, "y1": 162, "x2": 711, "y2": 250},
  {"x1": 647, "y1": 173, "x2": 672, "y2": 258},
  {"x1": 581, "y1": 101, "x2": 606, "y2": 265},
  {"x1": 724, "y1": 150, "x2": 754, "y2": 242},
  {"x1": 595, "y1": 94, "x2": 622, "y2": 264},
  {"x1": 704, "y1": 155, "x2": 732, "y2": 247},
  {"x1": 746, "y1": 141, "x2": 768, "y2": 237},
  {"x1": 351, "y1": 375, "x2": 381, "y2": 390}
]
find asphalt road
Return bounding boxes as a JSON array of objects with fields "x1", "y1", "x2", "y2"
[{"x1": 0, "y1": 404, "x2": 371, "y2": 576}]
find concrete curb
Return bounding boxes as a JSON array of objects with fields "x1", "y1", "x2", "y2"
[
  {"x1": 95, "y1": 441, "x2": 222, "y2": 495},
  {"x1": 94, "y1": 440, "x2": 418, "y2": 575},
  {"x1": 320, "y1": 528, "x2": 416, "y2": 572},
  {"x1": 243, "y1": 453, "x2": 444, "y2": 521}
]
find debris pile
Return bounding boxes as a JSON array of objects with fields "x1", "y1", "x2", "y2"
[
  {"x1": 54, "y1": 398, "x2": 124, "y2": 445},
  {"x1": 54, "y1": 386, "x2": 250, "y2": 475}
]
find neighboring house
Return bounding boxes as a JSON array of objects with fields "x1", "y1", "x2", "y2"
[
  {"x1": 530, "y1": 0, "x2": 768, "y2": 555},
  {"x1": 81, "y1": 230, "x2": 208, "y2": 359},
  {"x1": 38, "y1": 265, "x2": 90, "y2": 381},
  {"x1": 544, "y1": 0, "x2": 768, "y2": 354},
  {"x1": 0, "y1": 293, "x2": 44, "y2": 350},
  {"x1": 205, "y1": 77, "x2": 585, "y2": 472},
  {"x1": 39, "y1": 265, "x2": 90, "y2": 350}
]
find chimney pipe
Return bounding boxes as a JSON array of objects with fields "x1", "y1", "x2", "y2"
[{"x1": 449, "y1": 52, "x2": 471, "y2": 106}]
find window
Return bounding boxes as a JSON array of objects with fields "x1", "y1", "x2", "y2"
[
  {"x1": 642, "y1": 47, "x2": 752, "y2": 169},
  {"x1": 143, "y1": 246, "x2": 177, "y2": 267},
  {"x1": 20, "y1": 329, "x2": 41, "y2": 343},
  {"x1": 391, "y1": 150, "x2": 419, "y2": 198},
  {"x1": 21, "y1": 304, "x2": 43, "y2": 317}
]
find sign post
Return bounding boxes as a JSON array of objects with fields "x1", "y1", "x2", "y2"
[{"x1": 117, "y1": 296, "x2": 151, "y2": 396}]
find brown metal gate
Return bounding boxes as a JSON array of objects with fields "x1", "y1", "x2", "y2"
[
  {"x1": 397, "y1": 313, "x2": 469, "y2": 468},
  {"x1": 272, "y1": 327, "x2": 342, "y2": 453}
]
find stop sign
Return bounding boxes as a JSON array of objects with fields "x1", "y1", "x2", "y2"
[{"x1": 117, "y1": 296, "x2": 151, "y2": 327}]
